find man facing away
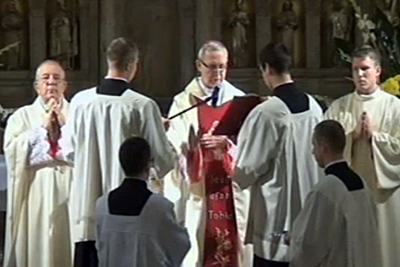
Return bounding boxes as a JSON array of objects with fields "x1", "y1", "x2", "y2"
[
  {"x1": 95, "y1": 136, "x2": 190, "y2": 267},
  {"x1": 325, "y1": 45, "x2": 400, "y2": 267},
  {"x1": 63, "y1": 37, "x2": 175, "y2": 266},
  {"x1": 164, "y1": 40, "x2": 252, "y2": 267},
  {"x1": 3, "y1": 60, "x2": 73, "y2": 267},
  {"x1": 234, "y1": 43, "x2": 323, "y2": 267},
  {"x1": 290, "y1": 120, "x2": 379, "y2": 267}
]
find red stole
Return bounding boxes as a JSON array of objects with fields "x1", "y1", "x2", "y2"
[{"x1": 192, "y1": 100, "x2": 239, "y2": 267}]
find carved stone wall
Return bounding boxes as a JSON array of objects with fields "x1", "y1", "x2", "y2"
[
  {"x1": 0, "y1": 0, "x2": 387, "y2": 112},
  {"x1": 0, "y1": 0, "x2": 99, "y2": 108}
]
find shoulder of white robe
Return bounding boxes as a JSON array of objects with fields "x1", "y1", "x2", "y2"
[{"x1": 223, "y1": 79, "x2": 245, "y2": 95}]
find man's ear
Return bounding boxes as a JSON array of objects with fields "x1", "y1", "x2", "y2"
[
  {"x1": 320, "y1": 142, "x2": 329, "y2": 154},
  {"x1": 376, "y1": 64, "x2": 382, "y2": 77},
  {"x1": 33, "y1": 81, "x2": 38, "y2": 92},
  {"x1": 266, "y1": 64, "x2": 275, "y2": 76},
  {"x1": 195, "y1": 59, "x2": 202, "y2": 72}
]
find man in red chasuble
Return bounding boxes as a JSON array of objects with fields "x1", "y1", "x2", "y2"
[{"x1": 164, "y1": 40, "x2": 252, "y2": 267}]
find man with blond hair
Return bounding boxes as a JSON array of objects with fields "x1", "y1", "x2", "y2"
[{"x1": 326, "y1": 45, "x2": 400, "y2": 267}]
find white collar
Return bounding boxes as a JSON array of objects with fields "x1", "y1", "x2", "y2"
[
  {"x1": 197, "y1": 77, "x2": 223, "y2": 96},
  {"x1": 104, "y1": 76, "x2": 129, "y2": 83},
  {"x1": 354, "y1": 86, "x2": 381, "y2": 101},
  {"x1": 324, "y1": 159, "x2": 347, "y2": 169}
]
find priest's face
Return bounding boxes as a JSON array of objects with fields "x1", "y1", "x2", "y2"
[
  {"x1": 352, "y1": 56, "x2": 381, "y2": 95},
  {"x1": 35, "y1": 62, "x2": 67, "y2": 104},
  {"x1": 197, "y1": 50, "x2": 228, "y2": 88}
]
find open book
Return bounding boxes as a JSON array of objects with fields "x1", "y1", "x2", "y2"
[{"x1": 199, "y1": 94, "x2": 263, "y2": 136}]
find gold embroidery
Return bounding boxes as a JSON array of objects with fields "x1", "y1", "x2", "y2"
[{"x1": 212, "y1": 227, "x2": 233, "y2": 266}]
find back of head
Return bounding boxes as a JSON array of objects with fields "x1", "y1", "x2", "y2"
[
  {"x1": 351, "y1": 45, "x2": 381, "y2": 66},
  {"x1": 119, "y1": 137, "x2": 151, "y2": 177},
  {"x1": 314, "y1": 120, "x2": 346, "y2": 154},
  {"x1": 259, "y1": 43, "x2": 292, "y2": 74},
  {"x1": 106, "y1": 37, "x2": 139, "y2": 72}
]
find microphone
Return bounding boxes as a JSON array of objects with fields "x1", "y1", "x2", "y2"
[
  {"x1": 211, "y1": 86, "x2": 220, "y2": 107},
  {"x1": 168, "y1": 86, "x2": 220, "y2": 120}
]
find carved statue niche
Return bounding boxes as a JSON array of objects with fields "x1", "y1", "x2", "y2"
[
  {"x1": 276, "y1": 0, "x2": 299, "y2": 58},
  {"x1": 1, "y1": 0, "x2": 27, "y2": 70},
  {"x1": 322, "y1": 0, "x2": 353, "y2": 67},
  {"x1": 376, "y1": 0, "x2": 399, "y2": 25},
  {"x1": 48, "y1": 0, "x2": 79, "y2": 70},
  {"x1": 228, "y1": 0, "x2": 250, "y2": 68},
  {"x1": 330, "y1": 0, "x2": 353, "y2": 42}
]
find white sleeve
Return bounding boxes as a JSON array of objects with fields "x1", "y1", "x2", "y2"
[
  {"x1": 27, "y1": 126, "x2": 53, "y2": 166},
  {"x1": 140, "y1": 100, "x2": 175, "y2": 178},
  {"x1": 290, "y1": 191, "x2": 343, "y2": 267},
  {"x1": 159, "y1": 200, "x2": 190, "y2": 266},
  {"x1": 371, "y1": 129, "x2": 400, "y2": 189},
  {"x1": 234, "y1": 109, "x2": 279, "y2": 189},
  {"x1": 58, "y1": 96, "x2": 78, "y2": 163},
  {"x1": 28, "y1": 126, "x2": 73, "y2": 166},
  {"x1": 167, "y1": 97, "x2": 188, "y2": 152}
]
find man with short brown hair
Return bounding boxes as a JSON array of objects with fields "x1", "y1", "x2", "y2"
[
  {"x1": 64, "y1": 37, "x2": 174, "y2": 267},
  {"x1": 290, "y1": 120, "x2": 379, "y2": 267},
  {"x1": 326, "y1": 45, "x2": 400, "y2": 267}
]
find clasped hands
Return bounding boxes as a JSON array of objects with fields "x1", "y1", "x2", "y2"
[
  {"x1": 43, "y1": 98, "x2": 64, "y2": 143},
  {"x1": 353, "y1": 112, "x2": 376, "y2": 141}
]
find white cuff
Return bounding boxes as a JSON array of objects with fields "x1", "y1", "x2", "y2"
[{"x1": 28, "y1": 127, "x2": 54, "y2": 166}]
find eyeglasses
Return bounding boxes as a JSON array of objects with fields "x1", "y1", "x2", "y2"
[{"x1": 199, "y1": 59, "x2": 228, "y2": 72}]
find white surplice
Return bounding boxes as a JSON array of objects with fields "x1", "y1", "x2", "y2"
[
  {"x1": 63, "y1": 87, "x2": 175, "y2": 242},
  {"x1": 234, "y1": 95, "x2": 323, "y2": 262},
  {"x1": 3, "y1": 98, "x2": 73, "y2": 267},
  {"x1": 95, "y1": 192, "x2": 190, "y2": 267},
  {"x1": 164, "y1": 78, "x2": 252, "y2": 267},
  {"x1": 325, "y1": 88, "x2": 400, "y2": 267},
  {"x1": 290, "y1": 172, "x2": 379, "y2": 267}
]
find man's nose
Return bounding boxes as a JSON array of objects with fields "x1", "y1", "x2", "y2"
[
  {"x1": 215, "y1": 69, "x2": 223, "y2": 79},
  {"x1": 46, "y1": 76, "x2": 57, "y2": 84}
]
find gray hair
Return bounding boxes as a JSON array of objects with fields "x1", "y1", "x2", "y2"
[
  {"x1": 33, "y1": 60, "x2": 66, "y2": 92},
  {"x1": 197, "y1": 40, "x2": 228, "y2": 59},
  {"x1": 34, "y1": 59, "x2": 65, "y2": 82}
]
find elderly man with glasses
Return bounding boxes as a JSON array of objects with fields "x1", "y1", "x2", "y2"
[
  {"x1": 3, "y1": 60, "x2": 73, "y2": 267},
  {"x1": 165, "y1": 40, "x2": 252, "y2": 267}
]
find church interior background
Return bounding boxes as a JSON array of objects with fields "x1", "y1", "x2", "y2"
[{"x1": 0, "y1": 0, "x2": 399, "y2": 264}]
